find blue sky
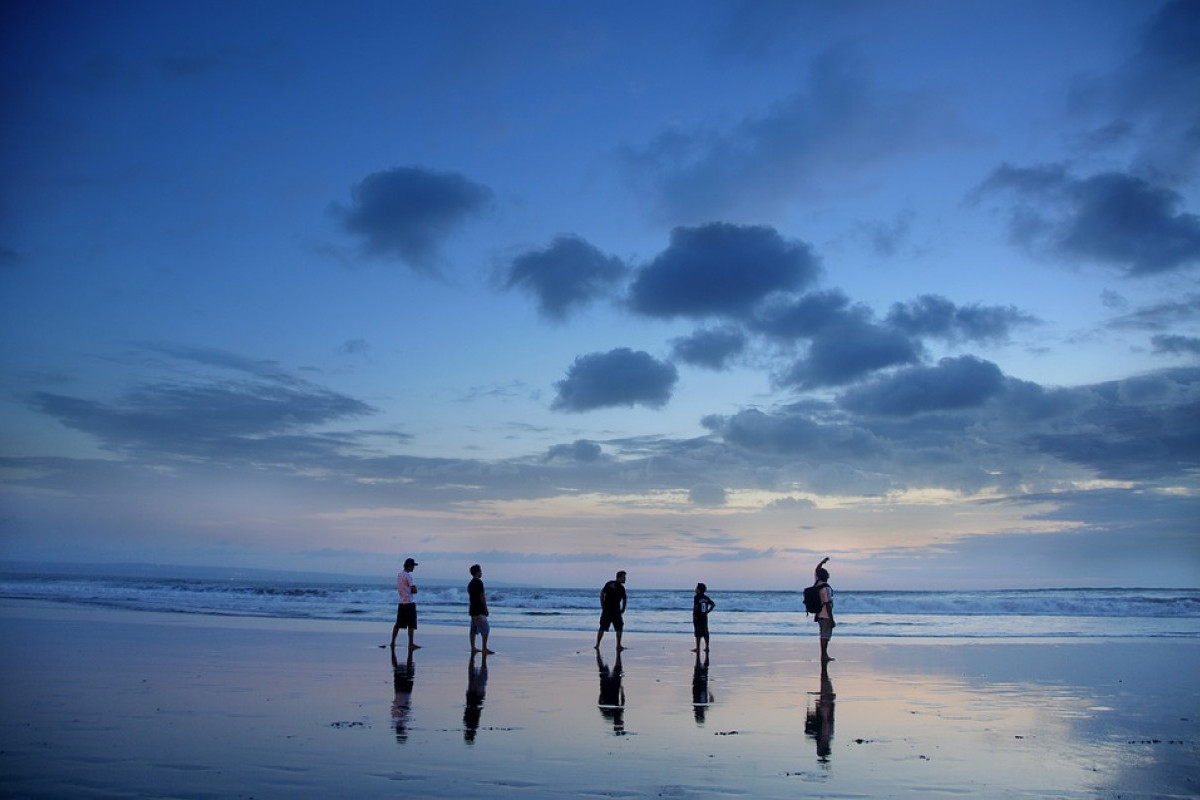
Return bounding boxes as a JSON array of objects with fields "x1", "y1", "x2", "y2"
[{"x1": 2, "y1": 0, "x2": 1198, "y2": 589}]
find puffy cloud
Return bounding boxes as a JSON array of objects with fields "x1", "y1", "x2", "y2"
[
  {"x1": 838, "y1": 356, "x2": 1006, "y2": 417},
  {"x1": 628, "y1": 223, "x2": 820, "y2": 320},
  {"x1": 777, "y1": 314, "x2": 921, "y2": 389},
  {"x1": 502, "y1": 235, "x2": 628, "y2": 321},
  {"x1": 552, "y1": 348, "x2": 679, "y2": 412},
  {"x1": 704, "y1": 406, "x2": 883, "y2": 459},
  {"x1": 671, "y1": 327, "x2": 747, "y2": 370},
  {"x1": 886, "y1": 294, "x2": 1038, "y2": 344},
  {"x1": 974, "y1": 164, "x2": 1200, "y2": 275},
  {"x1": 750, "y1": 290, "x2": 852, "y2": 341},
  {"x1": 332, "y1": 166, "x2": 493, "y2": 271}
]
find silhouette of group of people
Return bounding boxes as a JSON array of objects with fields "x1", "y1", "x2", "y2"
[{"x1": 388, "y1": 557, "x2": 837, "y2": 757}]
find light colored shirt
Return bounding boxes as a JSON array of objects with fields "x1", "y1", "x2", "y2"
[
  {"x1": 816, "y1": 584, "x2": 833, "y2": 620},
  {"x1": 396, "y1": 570, "x2": 416, "y2": 604}
]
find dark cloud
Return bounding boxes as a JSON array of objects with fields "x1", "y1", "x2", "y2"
[
  {"x1": 671, "y1": 327, "x2": 747, "y2": 370},
  {"x1": 750, "y1": 290, "x2": 852, "y2": 341},
  {"x1": 502, "y1": 235, "x2": 627, "y2": 321},
  {"x1": 1151, "y1": 334, "x2": 1200, "y2": 356},
  {"x1": 838, "y1": 356, "x2": 1006, "y2": 417},
  {"x1": 1071, "y1": 0, "x2": 1200, "y2": 184},
  {"x1": 332, "y1": 166, "x2": 493, "y2": 272},
  {"x1": 623, "y1": 47, "x2": 966, "y2": 223},
  {"x1": 546, "y1": 439, "x2": 603, "y2": 462},
  {"x1": 777, "y1": 314, "x2": 921, "y2": 389},
  {"x1": 1029, "y1": 368, "x2": 1200, "y2": 480},
  {"x1": 552, "y1": 348, "x2": 679, "y2": 412},
  {"x1": 886, "y1": 294, "x2": 1039, "y2": 344},
  {"x1": 628, "y1": 223, "x2": 820, "y2": 320},
  {"x1": 975, "y1": 164, "x2": 1200, "y2": 275},
  {"x1": 703, "y1": 407, "x2": 883, "y2": 460}
]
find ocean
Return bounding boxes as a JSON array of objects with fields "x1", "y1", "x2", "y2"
[{"x1": 2, "y1": 570, "x2": 1198, "y2": 640}]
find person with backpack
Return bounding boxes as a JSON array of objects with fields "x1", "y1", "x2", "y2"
[{"x1": 807, "y1": 557, "x2": 835, "y2": 662}]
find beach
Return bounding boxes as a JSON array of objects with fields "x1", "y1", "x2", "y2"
[{"x1": 1, "y1": 599, "x2": 1196, "y2": 799}]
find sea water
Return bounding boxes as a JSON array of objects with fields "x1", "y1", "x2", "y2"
[{"x1": 2, "y1": 569, "x2": 1198, "y2": 639}]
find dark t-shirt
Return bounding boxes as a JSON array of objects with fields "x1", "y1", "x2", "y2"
[
  {"x1": 601, "y1": 580, "x2": 626, "y2": 614},
  {"x1": 468, "y1": 576, "x2": 487, "y2": 616}
]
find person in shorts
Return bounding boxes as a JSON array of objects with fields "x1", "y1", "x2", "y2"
[
  {"x1": 390, "y1": 557, "x2": 420, "y2": 649},
  {"x1": 594, "y1": 570, "x2": 627, "y2": 650},
  {"x1": 468, "y1": 563, "x2": 494, "y2": 654},
  {"x1": 813, "y1": 557, "x2": 835, "y2": 662}
]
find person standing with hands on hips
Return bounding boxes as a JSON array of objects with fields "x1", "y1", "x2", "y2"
[
  {"x1": 813, "y1": 557, "x2": 834, "y2": 662},
  {"x1": 595, "y1": 570, "x2": 628, "y2": 651},
  {"x1": 390, "y1": 557, "x2": 420, "y2": 650}
]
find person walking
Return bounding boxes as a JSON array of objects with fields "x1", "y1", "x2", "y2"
[
  {"x1": 692, "y1": 582, "x2": 715, "y2": 653},
  {"x1": 594, "y1": 570, "x2": 627, "y2": 650},
  {"x1": 468, "y1": 563, "x2": 494, "y2": 654},
  {"x1": 390, "y1": 557, "x2": 420, "y2": 649},
  {"x1": 812, "y1": 557, "x2": 835, "y2": 662}
]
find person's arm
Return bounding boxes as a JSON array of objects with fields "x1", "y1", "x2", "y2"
[
  {"x1": 814, "y1": 556, "x2": 829, "y2": 584},
  {"x1": 619, "y1": 588, "x2": 627, "y2": 614}
]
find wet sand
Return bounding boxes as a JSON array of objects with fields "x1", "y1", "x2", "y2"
[{"x1": 1, "y1": 599, "x2": 1196, "y2": 799}]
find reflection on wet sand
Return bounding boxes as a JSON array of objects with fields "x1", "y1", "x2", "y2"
[
  {"x1": 692, "y1": 650, "x2": 713, "y2": 725},
  {"x1": 464, "y1": 652, "x2": 488, "y2": 743},
  {"x1": 597, "y1": 650, "x2": 625, "y2": 735},
  {"x1": 391, "y1": 647, "x2": 415, "y2": 744},
  {"x1": 805, "y1": 662, "x2": 835, "y2": 763}
]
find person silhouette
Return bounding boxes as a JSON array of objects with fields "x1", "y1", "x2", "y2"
[
  {"x1": 463, "y1": 651, "x2": 488, "y2": 743},
  {"x1": 804, "y1": 661, "x2": 836, "y2": 763},
  {"x1": 390, "y1": 647, "x2": 416, "y2": 744},
  {"x1": 596, "y1": 649, "x2": 626, "y2": 735},
  {"x1": 691, "y1": 650, "x2": 713, "y2": 725}
]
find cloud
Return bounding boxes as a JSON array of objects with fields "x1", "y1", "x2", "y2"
[
  {"x1": 552, "y1": 348, "x2": 679, "y2": 412},
  {"x1": 1151, "y1": 334, "x2": 1200, "y2": 356},
  {"x1": 628, "y1": 223, "x2": 820, "y2": 320},
  {"x1": 546, "y1": 439, "x2": 603, "y2": 462},
  {"x1": 332, "y1": 166, "x2": 493, "y2": 272},
  {"x1": 1106, "y1": 294, "x2": 1200, "y2": 331},
  {"x1": 623, "y1": 47, "x2": 966, "y2": 223},
  {"x1": 703, "y1": 406, "x2": 883, "y2": 460},
  {"x1": 1070, "y1": 0, "x2": 1200, "y2": 185},
  {"x1": 974, "y1": 164, "x2": 1200, "y2": 275},
  {"x1": 838, "y1": 356, "x2": 1007, "y2": 417},
  {"x1": 30, "y1": 382, "x2": 375, "y2": 463},
  {"x1": 886, "y1": 294, "x2": 1039, "y2": 344},
  {"x1": 776, "y1": 313, "x2": 921, "y2": 389},
  {"x1": 502, "y1": 235, "x2": 628, "y2": 321},
  {"x1": 671, "y1": 327, "x2": 748, "y2": 370},
  {"x1": 1029, "y1": 367, "x2": 1200, "y2": 480}
]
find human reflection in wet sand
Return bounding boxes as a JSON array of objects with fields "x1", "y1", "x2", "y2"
[
  {"x1": 692, "y1": 650, "x2": 713, "y2": 725},
  {"x1": 804, "y1": 662, "x2": 835, "y2": 763},
  {"x1": 596, "y1": 650, "x2": 626, "y2": 735},
  {"x1": 391, "y1": 647, "x2": 415, "y2": 744},
  {"x1": 463, "y1": 651, "x2": 488, "y2": 743}
]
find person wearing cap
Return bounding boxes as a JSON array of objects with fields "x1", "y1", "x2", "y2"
[{"x1": 390, "y1": 557, "x2": 420, "y2": 649}]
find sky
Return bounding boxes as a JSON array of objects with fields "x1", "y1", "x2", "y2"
[{"x1": 1, "y1": 0, "x2": 1198, "y2": 590}]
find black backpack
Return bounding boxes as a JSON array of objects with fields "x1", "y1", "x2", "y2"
[{"x1": 803, "y1": 583, "x2": 826, "y2": 616}]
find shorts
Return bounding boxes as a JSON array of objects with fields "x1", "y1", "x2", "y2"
[
  {"x1": 598, "y1": 610, "x2": 624, "y2": 632},
  {"x1": 817, "y1": 618, "x2": 835, "y2": 641},
  {"x1": 470, "y1": 615, "x2": 490, "y2": 637},
  {"x1": 693, "y1": 615, "x2": 709, "y2": 638},
  {"x1": 395, "y1": 602, "x2": 417, "y2": 629}
]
